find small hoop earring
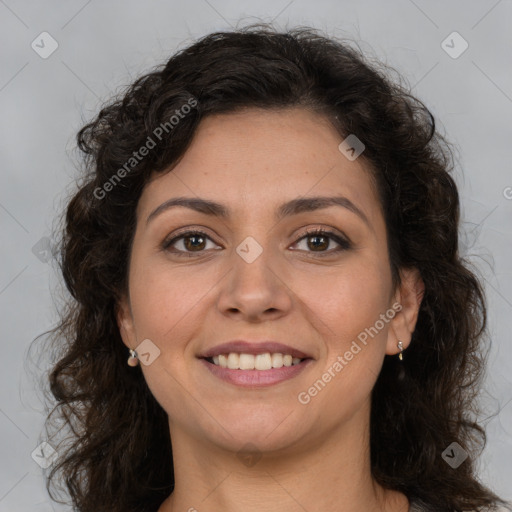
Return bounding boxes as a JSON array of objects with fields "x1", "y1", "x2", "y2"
[
  {"x1": 127, "y1": 349, "x2": 139, "y2": 367},
  {"x1": 397, "y1": 341, "x2": 404, "y2": 361}
]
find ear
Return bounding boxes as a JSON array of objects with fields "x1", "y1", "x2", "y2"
[
  {"x1": 386, "y1": 267, "x2": 425, "y2": 356},
  {"x1": 116, "y1": 294, "x2": 137, "y2": 350}
]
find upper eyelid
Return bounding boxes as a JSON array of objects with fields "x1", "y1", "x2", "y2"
[{"x1": 165, "y1": 226, "x2": 346, "y2": 241}]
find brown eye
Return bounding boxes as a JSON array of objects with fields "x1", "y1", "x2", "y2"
[
  {"x1": 292, "y1": 229, "x2": 351, "y2": 255},
  {"x1": 183, "y1": 234, "x2": 206, "y2": 251},
  {"x1": 306, "y1": 234, "x2": 330, "y2": 251},
  {"x1": 162, "y1": 230, "x2": 220, "y2": 255}
]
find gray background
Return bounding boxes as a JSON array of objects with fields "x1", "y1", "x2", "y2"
[{"x1": 1, "y1": 0, "x2": 511, "y2": 510}]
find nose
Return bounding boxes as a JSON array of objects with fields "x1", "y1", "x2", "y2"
[{"x1": 216, "y1": 244, "x2": 293, "y2": 322}]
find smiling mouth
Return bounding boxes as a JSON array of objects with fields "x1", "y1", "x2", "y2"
[{"x1": 203, "y1": 352, "x2": 310, "y2": 370}]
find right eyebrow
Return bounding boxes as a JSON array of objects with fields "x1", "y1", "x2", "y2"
[{"x1": 146, "y1": 197, "x2": 229, "y2": 225}]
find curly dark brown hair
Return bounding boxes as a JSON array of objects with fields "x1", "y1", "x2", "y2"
[{"x1": 36, "y1": 23, "x2": 509, "y2": 512}]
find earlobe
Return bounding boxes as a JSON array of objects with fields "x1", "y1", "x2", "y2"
[{"x1": 386, "y1": 268, "x2": 425, "y2": 355}]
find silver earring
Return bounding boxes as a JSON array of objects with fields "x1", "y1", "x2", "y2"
[
  {"x1": 127, "y1": 349, "x2": 139, "y2": 367},
  {"x1": 397, "y1": 341, "x2": 404, "y2": 361}
]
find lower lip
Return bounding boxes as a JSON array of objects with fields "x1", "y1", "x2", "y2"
[{"x1": 200, "y1": 358, "x2": 313, "y2": 387}]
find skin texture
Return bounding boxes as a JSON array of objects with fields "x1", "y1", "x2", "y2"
[{"x1": 117, "y1": 108, "x2": 424, "y2": 512}]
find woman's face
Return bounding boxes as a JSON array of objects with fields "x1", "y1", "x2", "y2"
[{"x1": 117, "y1": 107, "x2": 421, "y2": 454}]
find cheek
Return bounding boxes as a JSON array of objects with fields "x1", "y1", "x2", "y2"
[
  {"x1": 128, "y1": 256, "x2": 218, "y2": 342},
  {"x1": 293, "y1": 256, "x2": 391, "y2": 393},
  {"x1": 300, "y1": 260, "x2": 392, "y2": 414},
  {"x1": 295, "y1": 256, "x2": 392, "y2": 345},
  {"x1": 126, "y1": 259, "x2": 217, "y2": 421}
]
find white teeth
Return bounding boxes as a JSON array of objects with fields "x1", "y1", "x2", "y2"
[
  {"x1": 227, "y1": 353, "x2": 239, "y2": 369},
  {"x1": 271, "y1": 353, "x2": 283, "y2": 368},
  {"x1": 255, "y1": 353, "x2": 272, "y2": 370},
  {"x1": 239, "y1": 353, "x2": 255, "y2": 370},
  {"x1": 210, "y1": 352, "x2": 304, "y2": 370}
]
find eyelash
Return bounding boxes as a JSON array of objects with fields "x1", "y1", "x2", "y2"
[{"x1": 161, "y1": 228, "x2": 351, "y2": 258}]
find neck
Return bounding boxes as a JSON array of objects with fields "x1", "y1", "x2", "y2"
[{"x1": 158, "y1": 404, "x2": 409, "y2": 512}]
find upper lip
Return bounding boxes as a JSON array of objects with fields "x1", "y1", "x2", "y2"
[{"x1": 198, "y1": 341, "x2": 313, "y2": 360}]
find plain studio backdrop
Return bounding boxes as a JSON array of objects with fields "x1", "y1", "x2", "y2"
[{"x1": 0, "y1": 1, "x2": 511, "y2": 510}]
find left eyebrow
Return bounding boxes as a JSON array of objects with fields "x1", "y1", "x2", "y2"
[
  {"x1": 146, "y1": 195, "x2": 370, "y2": 227},
  {"x1": 275, "y1": 196, "x2": 370, "y2": 227}
]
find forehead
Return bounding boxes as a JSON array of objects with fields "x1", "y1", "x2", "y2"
[{"x1": 138, "y1": 108, "x2": 381, "y2": 223}]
